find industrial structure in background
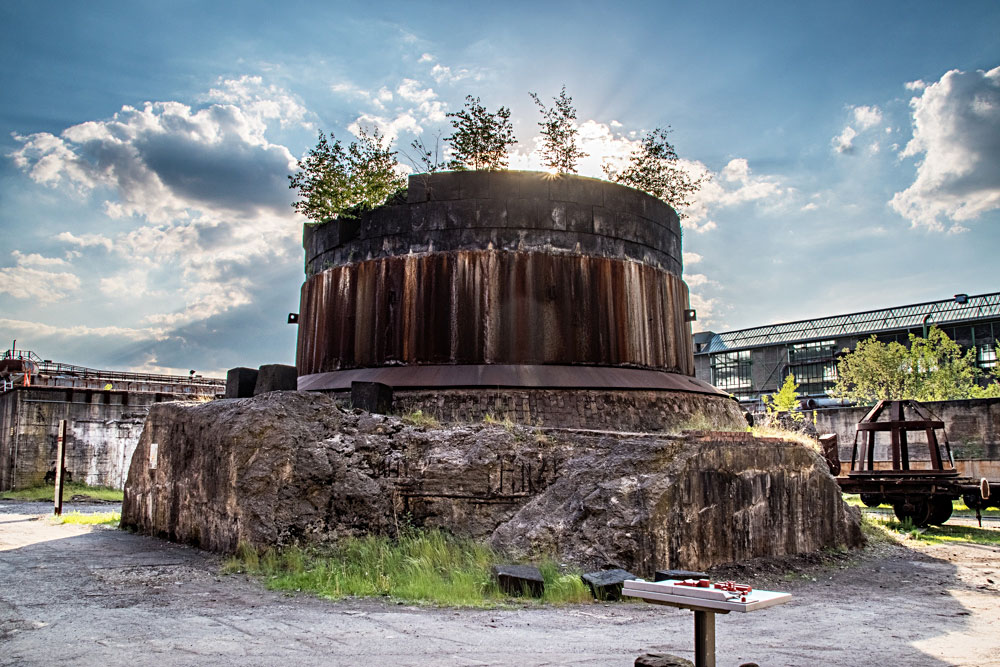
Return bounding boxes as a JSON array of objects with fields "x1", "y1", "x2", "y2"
[
  {"x1": 0, "y1": 344, "x2": 224, "y2": 491},
  {"x1": 693, "y1": 292, "x2": 1000, "y2": 407}
]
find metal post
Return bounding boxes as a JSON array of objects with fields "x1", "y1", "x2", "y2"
[
  {"x1": 53, "y1": 419, "x2": 66, "y2": 516},
  {"x1": 693, "y1": 609, "x2": 716, "y2": 667}
]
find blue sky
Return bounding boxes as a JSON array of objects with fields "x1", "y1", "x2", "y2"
[{"x1": 1, "y1": 1, "x2": 998, "y2": 376}]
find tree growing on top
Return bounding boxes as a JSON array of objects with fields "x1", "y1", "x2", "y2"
[
  {"x1": 603, "y1": 127, "x2": 706, "y2": 212},
  {"x1": 288, "y1": 128, "x2": 405, "y2": 223},
  {"x1": 529, "y1": 86, "x2": 587, "y2": 173},
  {"x1": 445, "y1": 95, "x2": 515, "y2": 171}
]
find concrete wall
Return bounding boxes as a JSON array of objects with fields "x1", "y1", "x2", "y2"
[
  {"x1": 0, "y1": 386, "x2": 204, "y2": 491},
  {"x1": 340, "y1": 388, "x2": 746, "y2": 432},
  {"x1": 812, "y1": 397, "x2": 1000, "y2": 478}
]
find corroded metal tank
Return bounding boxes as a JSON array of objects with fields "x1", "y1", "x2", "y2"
[{"x1": 296, "y1": 171, "x2": 735, "y2": 428}]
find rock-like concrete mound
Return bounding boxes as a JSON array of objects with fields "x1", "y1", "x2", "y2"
[{"x1": 122, "y1": 392, "x2": 862, "y2": 572}]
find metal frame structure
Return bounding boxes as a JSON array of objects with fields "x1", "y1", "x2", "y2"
[{"x1": 699, "y1": 292, "x2": 1000, "y2": 355}]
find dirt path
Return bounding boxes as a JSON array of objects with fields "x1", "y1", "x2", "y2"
[{"x1": 2, "y1": 501, "x2": 999, "y2": 666}]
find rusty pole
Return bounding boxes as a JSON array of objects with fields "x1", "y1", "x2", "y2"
[{"x1": 53, "y1": 419, "x2": 66, "y2": 516}]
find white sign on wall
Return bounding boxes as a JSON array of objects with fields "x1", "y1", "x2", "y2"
[{"x1": 149, "y1": 442, "x2": 159, "y2": 470}]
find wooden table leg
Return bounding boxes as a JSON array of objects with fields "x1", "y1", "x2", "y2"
[{"x1": 694, "y1": 609, "x2": 716, "y2": 667}]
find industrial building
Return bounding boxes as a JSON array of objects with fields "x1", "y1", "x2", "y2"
[
  {"x1": 693, "y1": 292, "x2": 1000, "y2": 406},
  {"x1": 0, "y1": 347, "x2": 223, "y2": 490}
]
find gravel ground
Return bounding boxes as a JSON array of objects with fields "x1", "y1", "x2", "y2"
[{"x1": 2, "y1": 500, "x2": 999, "y2": 666}]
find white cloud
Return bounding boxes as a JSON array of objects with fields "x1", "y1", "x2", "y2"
[
  {"x1": 832, "y1": 125, "x2": 857, "y2": 153},
  {"x1": 905, "y1": 80, "x2": 927, "y2": 91},
  {"x1": 0, "y1": 252, "x2": 81, "y2": 301},
  {"x1": 683, "y1": 251, "x2": 702, "y2": 265},
  {"x1": 688, "y1": 291, "x2": 718, "y2": 327},
  {"x1": 419, "y1": 53, "x2": 434, "y2": 63},
  {"x1": 684, "y1": 273, "x2": 717, "y2": 288},
  {"x1": 683, "y1": 158, "x2": 783, "y2": 231},
  {"x1": 206, "y1": 75, "x2": 311, "y2": 130},
  {"x1": 801, "y1": 202, "x2": 819, "y2": 212},
  {"x1": 868, "y1": 141, "x2": 880, "y2": 154},
  {"x1": 397, "y1": 79, "x2": 436, "y2": 104},
  {"x1": 0, "y1": 317, "x2": 165, "y2": 342},
  {"x1": 11, "y1": 250, "x2": 68, "y2": 267},
  {"x1": 349, "y1": 112, "x2": 422, "y2": 142},
  {"x1": 429, "y1": 63, "x2": 478, "y2": 84},
  {"x1": 890, "y1": 66, "x2": 1000, "y2": 231},
  {"x1": 8, "y1": 77, "x2": 305, "y2": 326},
  {"x1": 511, "y1": 123, "x2": 785, "y2": 234},
  {"x1": 852, "y1": 105, "x2": 883, "y2": 130},
  {"x1": 56, "y1": 231, "x2": 114, "y2": 251}
]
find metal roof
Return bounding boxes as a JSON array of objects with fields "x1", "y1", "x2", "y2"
[{"x1": 697, "y1": 292, "x2": 1000, "y2": 355}]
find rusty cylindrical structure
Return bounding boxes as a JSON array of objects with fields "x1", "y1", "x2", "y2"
[{"x1": 296, "y1": 171, "x2": 742, "y2": 430}]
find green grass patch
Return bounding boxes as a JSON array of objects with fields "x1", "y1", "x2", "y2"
[
  {"x1": 223, "y1": 529, "x2": 592, "y2": 607},
  {"x1": 843, "y1": 493, "x2": 1000, "y2": 516},
  {"x1": 863, "y1": 513, "x2": 1000, "y2": 546},
  {"x1": 51, "y1": 511, "x2": 121, "y2": 526},
  {"x1": 1, "y1": 482, "x2": 123, "y2": 502}
]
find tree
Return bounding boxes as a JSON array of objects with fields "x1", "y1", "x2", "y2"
[
  {"x1": 408, "y1": 134, "x2": 448, "y2": 174},
  {"x1": 832, "y1": 326, "x2": 1000, "y2": 403},
  {"x1": 288, "y1": 128, "x2": 405, "y2": 223},
  {"x1": 529, "y1": 86, "x2": 587, "y2": 173},
  {"x1": 602, "y1": 127, "x2": 706, "y2": 212},
  {"x1": 445, "y1": 95, "x2": 515, "y2": 171},
  {"x1": 764, "y1": 373, "x2": 803, "y2": 421}
]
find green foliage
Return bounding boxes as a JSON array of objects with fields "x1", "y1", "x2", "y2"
[
  {"x1": 1, "y1": 482, "x2": 123, "y2": 502},
  {"x1": 763, "y1": 373, "x2": 803, "y2": 421},
  {"x1": 833, "y1": 326, "x2": 998, "y2": 403},
  {"x1": 445, "y1": 96, "x2": 516, "y2": 171},
  {"x1": 602, "y1": 127, "x2": 706, "y2": 211},
  {"x1": 223, "y1": 530, "x2": 590, "y2": 607},
  {"x1": 529, "y1": 86, "x2": 587, "y2": 173},
  {"x1": 288, "y1": 128, "x2": 405, "y2": 223}
]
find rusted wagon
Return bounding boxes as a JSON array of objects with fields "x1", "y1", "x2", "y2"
[{"x1": 836, "y1": 399, "x2": 998, "y2": 525}]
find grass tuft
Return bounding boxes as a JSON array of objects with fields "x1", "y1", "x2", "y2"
[
  {"x1": 223, "y1": 529, "x2": 592, "y2": 607},
  {"x1": 401, "y1": 409, "x2": 440, "y2": 429},
  {"x1": 1, "y1": 482, "x2": 123, "y2": 502},
  {"x1": 483, "y1": 413, "x2": 516, "y2": 431},
  {"x1": 52, "y1": 511, "x2": 120, "y2": 526}
]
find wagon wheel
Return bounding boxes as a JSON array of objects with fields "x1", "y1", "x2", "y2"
[
  {"x1": 860, "y1": 493, "x2": 884, "y2": 508},
  {"x1": 928, "y1": 497, "x2": 953, "y2": 525},
  {"x1": 893, "y1": 499, "x2": 932, "y2": 527}
]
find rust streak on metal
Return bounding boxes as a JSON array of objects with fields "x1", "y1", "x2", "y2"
[{"x1": 297, "y1": 250, "x2": 695, "y2": 376}]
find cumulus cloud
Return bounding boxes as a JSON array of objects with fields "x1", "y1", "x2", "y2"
[
  {"x1": 683, "y1": 251, "x2": 702, "y2": 265},
  {"x1": 688, "y1": 291, "x2": 719, "y2": 327},
  {"x1": 905, "y1": 80, "x2": 927, "y2": 91},
  {"x1": 832, "y1": 105, "x2": 883, "y2": 155},
  {"x1": 890, "y1": 66, "x2": 1000, "y2": 231},
  {"x1": 832, "y1": 125, "x2": 858, "y2": 153},
  {"x1": 56, "y1": 231, "x2": 114, "y2": 251},
  {"x1": 683, "y1": 158, "x2": 783, "y2": 231},
  {"x1": 852, "y1": 105, "x2": 883, "y2": 130},
  {"x1": 0, "y1": 251, "x2": 81, "y2": 301},
  {"x1": 8, "y1": 77, "x2": 305, "y2": 327}
]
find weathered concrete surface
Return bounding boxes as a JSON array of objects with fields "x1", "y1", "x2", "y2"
[
  {"x1": 0, "y1": 387, "x2": 202, "y2": 491},
  {"x1": 122, "y1": 392, "x2": 860, "y2": 572},
  {"x1": 3, "y1": 502, "x2": 998, "y2": 666}
]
